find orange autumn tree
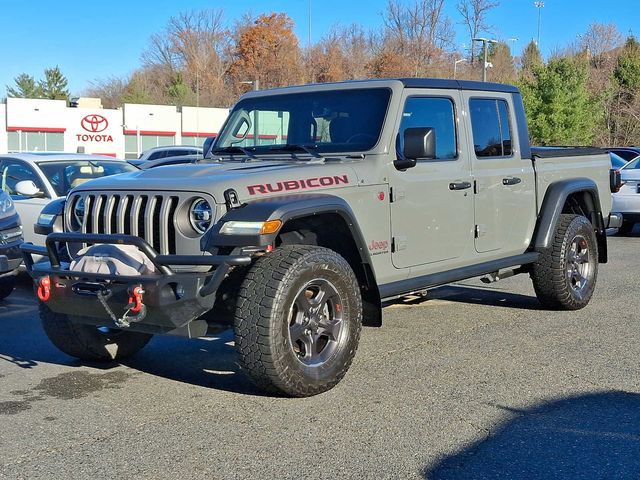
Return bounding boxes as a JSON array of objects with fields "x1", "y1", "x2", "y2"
[{"x1": 228, "y1": 13, "x2": 304, "y2": 92}]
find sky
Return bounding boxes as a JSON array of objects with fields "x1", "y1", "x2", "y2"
[{"x1": 0, "y1": 0, "x2": 637, "y2": 97}]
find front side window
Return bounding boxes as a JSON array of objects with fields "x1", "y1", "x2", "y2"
[
  {"x1": 216, "y1": 88, "x2": 391, "y2": 154},
  {"x1": 1, "y1": 160, "x2": 46, "y2": 197},
  {"x1": 398, "y1": 97, "x2": 457, "y2": 160},
  {"x1": 469, "y1": 98, "x2": 512, "y2": 158}
]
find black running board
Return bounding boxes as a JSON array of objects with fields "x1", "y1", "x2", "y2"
[{"x1": 379, "y1": 252, "x2": 539, "y2": 301}]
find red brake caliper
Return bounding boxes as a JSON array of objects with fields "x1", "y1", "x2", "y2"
[{"x1": 37, "y1": 276, "x2": 51, "y2": 302}]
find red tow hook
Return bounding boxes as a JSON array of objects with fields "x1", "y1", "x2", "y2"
[
  {"x1": 127, "y1": 286, "x2": 144, "y2": 313},
  {"x1": 37, "y1": 276, "x2": 51, "y2": 302}
]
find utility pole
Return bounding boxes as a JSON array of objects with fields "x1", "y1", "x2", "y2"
[
  {"x1": 472, "y1": 38, "x2": 498, "y2": 82},
  {"x1": 534, "y1": 1, "x2": 544, "y2": 48},
  {"x1": 308, "y1": 0, "x2": 312, "y2": 50}
]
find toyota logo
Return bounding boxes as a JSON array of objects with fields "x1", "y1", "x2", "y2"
[{"x1": 81, "y1": 114, "x2": 108, "y2": 133}]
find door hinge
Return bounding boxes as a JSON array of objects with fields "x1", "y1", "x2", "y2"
[
  {"x1": 475, "y1": 224, "x2": 487, "y2": 238},
  {"x1": 392, "y1": 236, "x2": 407, "y2": 252},
  {"x1": 390, "y1": 188, "x2": 405, "y2": 203}
]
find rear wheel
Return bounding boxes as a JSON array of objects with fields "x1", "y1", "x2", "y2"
[
  {"x1": 234, "y1": 245, "x2": 362, "y2": 397},
  {"x1": 40, "y1": 304, "x2": 153, "y2": 361},
  {"x1": 531, "y1": 214, "x2": 598, "y2": 310}
]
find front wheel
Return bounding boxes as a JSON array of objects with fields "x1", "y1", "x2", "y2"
[
  {"x1": 531, "y1": 214, "x2": 598, "y2": 310},
  {"x1": 40, "y1": 304, "x2": 153, "y2": 361},
  {"x1": 234, "y1": 245, "x2": 363, "y2": 397}
]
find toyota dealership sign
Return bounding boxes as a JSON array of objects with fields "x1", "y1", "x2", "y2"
[
  {"x1": 77, "y1": 114, "x2": 113, "y2": 142},
  {"x1": 66, "y1": 109, "x2": 122, "y2": 156}
]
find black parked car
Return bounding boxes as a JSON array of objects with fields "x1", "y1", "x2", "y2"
[{"x1": 0, "y1": 189, "x2": 23, "y2": 299}]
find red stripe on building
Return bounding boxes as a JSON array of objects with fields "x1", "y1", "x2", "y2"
[
  {"x1": 123, "y1": 130, "x2": 176, "y2": 136},
  {"x1": 93, "y1": 153, "x2": 117, "y2": 157},
  {"x1": 7, "y1": 126, "x2": 66, "y2": 133},
  {"x1": 182, "y1": 132, "x2": 218, "y2": 137}
]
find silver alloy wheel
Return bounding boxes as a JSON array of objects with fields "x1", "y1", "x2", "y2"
[
  {"x1": 288, "y1": 278, "x2": 345, "y2": 366},
  {"x1": 566, "y1": 234, "x2": 592, "y2": 298}
]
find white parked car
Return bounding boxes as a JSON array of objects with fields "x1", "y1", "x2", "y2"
[
  {"x1": 0, "y1": 153, "x2": 137, "y2": 245},
  {"x1": 611, "y1": 152, "x2": 640, "y2": 234}
]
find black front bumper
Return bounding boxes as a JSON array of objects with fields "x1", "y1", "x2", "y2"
[
  {"x1": 21, "y1": 233, "x2": 251, "y2": 335},
  {"x1": 0, "y1": 214, "x2": 23, "y2": 275}
]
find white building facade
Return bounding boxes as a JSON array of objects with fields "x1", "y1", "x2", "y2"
[{"x1": 1, "y1": 97, "x2": 229, "y2": 159}]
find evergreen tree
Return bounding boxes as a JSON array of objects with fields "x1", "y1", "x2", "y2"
[
  {"x1": 522, "y1": 57, "x2": 600, "y2": 145},
  {"x1": 6, "y1": 73, "x2": 42, "y2": 98},
  {"x1": 39, "y1": 66, "x2": 69, "y2": 100},
  {"x1": 614, "y1": 36, "x2": 640, "y2": 91},
  {"x1": 520, "y1": 41, "x2": 543, "y2": 79}
]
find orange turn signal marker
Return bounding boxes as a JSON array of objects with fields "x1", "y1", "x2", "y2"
[{"x1": 259, "y1": 220, "x2": 282, "y2": 235}]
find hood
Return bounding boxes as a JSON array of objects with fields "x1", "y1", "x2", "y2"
[{"x1": 71, "y1": 160, "x2": 360, "y2": 203}]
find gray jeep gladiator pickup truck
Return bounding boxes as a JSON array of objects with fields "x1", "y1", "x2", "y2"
[{"x1": 22, "y1": 79, "x2": 621, "y2": 397}]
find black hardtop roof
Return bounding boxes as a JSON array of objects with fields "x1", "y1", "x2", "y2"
[{"x1": 398, "y1": 78, "x2": 520, "y2": 93}]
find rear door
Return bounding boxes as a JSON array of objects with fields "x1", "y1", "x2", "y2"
[
  {"x1": 462, "y1": 94, "x2": 536, "y2": 256},
  {"x1": 389, "y1": 91, "x2": 474, "y2": 269}
]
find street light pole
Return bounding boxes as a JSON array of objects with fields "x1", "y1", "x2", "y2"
[
  {"x1": 454, "y1": 58, "x2": 466, "y2": 79},
  {"x1": 472, "y1": 38, "x2": 498, "y2": 82},
  {"x1": 534, "y1": 1, "x2": 544, "y2": 48}
]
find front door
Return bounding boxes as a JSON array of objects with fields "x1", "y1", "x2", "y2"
[{"x1": 389, "y1": 92, "x2": 474, "y2": 269}]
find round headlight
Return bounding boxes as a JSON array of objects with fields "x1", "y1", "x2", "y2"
[
  {"x1": 189, "y1": 198, "x2": 213, "y2": 234},
  {"x1": 73, "y1": 197, "x2": 85, "y2": 230}
]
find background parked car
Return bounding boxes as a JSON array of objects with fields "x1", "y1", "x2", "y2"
[
  {"x1": 606, "y1": 147, "x2": 640, "y2": 162},
  {"x1": 0, "y1": 153, "x2": 137, "y2": 245},
  {"x1": 610, "y1": 152, "x2": 640, "y2": 234},
  {"x1": 0, "y1": 189, "x2": 23, "y2": 299},
  {"x1": 128, "y1": 145, "x2": 203, "y2": 167}
]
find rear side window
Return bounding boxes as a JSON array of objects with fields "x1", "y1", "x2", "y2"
[
  {"x1": 469, "y1": 99, "x2": 512, "y2": 158},
  {"x1": 399, "y1": 97, "x2": 457, "y2": 159}
]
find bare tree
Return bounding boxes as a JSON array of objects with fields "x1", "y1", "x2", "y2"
[
  {"x1": 380, "y1": 0, "x2": 454, "y2": 76},
  {"x1": 457, "y1": 0, "x2": 499, "y2": 65}
]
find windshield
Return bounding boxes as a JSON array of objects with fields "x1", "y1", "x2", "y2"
[
  {"x1": 215, "y1": 88, "x2": 391, "y2": 155},
  {"x1": 610, "y1": 153, "x2": 627, "y2": 170},
  {"x1": 37, "y1": 160, "x2": 137, "y2": 196}
]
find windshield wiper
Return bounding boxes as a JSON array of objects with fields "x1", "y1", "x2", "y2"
[
  {"x1": 211, "y1": 145, "x2": 259, "y2": 160},
  {"x1": 268, "y1": 144, "x2": 323, "y2": 160}
]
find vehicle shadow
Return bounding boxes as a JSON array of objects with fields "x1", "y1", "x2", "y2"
[
  {"x1": 387, "y1": 284, "x2": 542, "y2": 311},
  {"x1": 123, "y1": 330, "x2": 268, "y2": 397},
  {"x1": 423, "y1": 391, "x2": 640, "y2": 479}
]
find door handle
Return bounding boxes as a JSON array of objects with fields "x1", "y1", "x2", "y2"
[
  {"x1": 502, "y1": 177, "x2": 522, "y2": 186},
  {"x1": 449, "y1": 181, "x2": 472, "y2": 191}
]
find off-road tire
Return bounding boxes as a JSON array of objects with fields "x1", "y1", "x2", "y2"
[
  {"x1": 40, "y1": 303, "x2": 153, "y2": 361},
  {"x1": 531, "y1": 214, "x2": 598, "y2": 310},
  {"x1": 234, "y1": 245, "x2": 363, "y2": 397},
  {"x1": 0, "y1": 279, "x2": 14, "y2": 300},
  {"x1": 617, "y1": 220, "x2": 635, "y2": 236}
]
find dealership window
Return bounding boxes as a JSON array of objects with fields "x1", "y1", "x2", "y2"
[
  {"x1": 182, "y1": 135, "x2": 211, "y2": 147},
  {"x1": 7, "y1": 131, "x2": 64, "y2": 152},
  {"x1": 124, "y1": 134, "x2": 175, "y2": 159}
]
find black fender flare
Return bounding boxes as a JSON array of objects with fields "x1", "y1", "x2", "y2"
[
  {"x1": 202, "y1": 193, "x2": 374, "y2": 268},
  {"x1": 532, "y1": 178, "x2": 607, "y2": 262}
]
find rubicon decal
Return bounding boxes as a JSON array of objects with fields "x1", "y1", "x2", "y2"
[{"x1": 247, "y1": 175, "x2": 349, "y2": 195}]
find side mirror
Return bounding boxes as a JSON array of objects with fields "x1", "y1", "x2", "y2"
[
  {"x1": 15, "y1": 180, "x2": 45, "y2": 198},
  {"x1": 202, "y1": 136, "x2": 216, "y2": 158},
  {"x1": 394, "y1": 127, "x2": 436, "y2": 170}
]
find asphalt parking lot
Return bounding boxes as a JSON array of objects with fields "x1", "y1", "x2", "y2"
[{"x1": 1, "y1": 233, "x2": 639, "y2": 480}]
